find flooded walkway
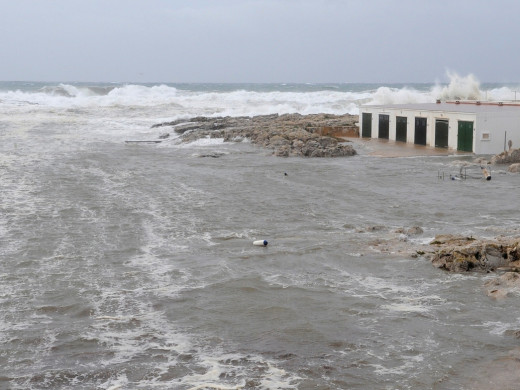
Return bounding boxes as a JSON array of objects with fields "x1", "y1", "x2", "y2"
[{"x1": 347, "y1": 137, "x2": 474, "y2": 158}]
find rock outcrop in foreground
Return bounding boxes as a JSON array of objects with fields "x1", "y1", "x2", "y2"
[
  {"x1": 427, "y1": 234, "x2": 520, "y2": 298},
  {"x1": 152, "y1": 114, "x2": 359, "y2": 157},
  {"x1": 429, "y1": 234, "x2": 520, "y2": 272},
  {"x1": 491, "y1": 148, "x2": 520, "y2": 165}
]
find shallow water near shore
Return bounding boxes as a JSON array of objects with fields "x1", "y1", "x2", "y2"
[{"x1": 1, "y1": 82, "x2": 520, "y2": 389}]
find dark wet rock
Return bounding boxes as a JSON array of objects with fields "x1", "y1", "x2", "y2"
[
  {"x1": 395, "y1": 226, "x2": 424, "y2": 235},
  {"x1": 274, "y1": 145, "x2": 291, "y2": 157},
  {"x1": 428, "y1": 234, "x2": 520, "y2": 272},
  {"x1": 158, "y1": 133, "x2": 170, "y2": 139},
  {"x1": 504, "y1": 329, "x2": 520, "y2": 339},
  {"x1": 174, "y1": 123, "x2": 202, "y2": 134},
  {"x1": 358, "y1": 225, "x2": 387, "y2": 233},
  {"x1": 197, "y1": 152, "x2": 226, "y2": 158},
  {"x1": 152, "y1": 114, "x2": 359, "y2": 157}
]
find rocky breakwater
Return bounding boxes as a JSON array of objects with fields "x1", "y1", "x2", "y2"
[
  {"x1": 152, "y1": 114, "x2": 359, "y2": 157},
  {"x1": 427, "y1": 234, "x2": 520, "y2": 298}
]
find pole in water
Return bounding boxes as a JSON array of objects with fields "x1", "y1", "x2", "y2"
[{"x1": 253, "y1": 240, "x2": 268, "y2": 246}]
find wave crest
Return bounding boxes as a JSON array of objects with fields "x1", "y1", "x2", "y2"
[
  {"x1": 433, "y1": 72, "x2": 481, "y2": 101},
  {"x1": 1, "y1": 76, "x2": 519, "y2": 117}
]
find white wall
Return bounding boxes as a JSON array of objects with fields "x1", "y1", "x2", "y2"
[
  {"x1": 476, "y1": 112, "x2": 520, "y2": 154},
  {"x1": 360, "y1": 107, "x2": 477, "y2": 151}
]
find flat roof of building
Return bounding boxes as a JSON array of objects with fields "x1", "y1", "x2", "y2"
[{"x1": 361, "y1": 101, "x2": 520, "y2": 114}]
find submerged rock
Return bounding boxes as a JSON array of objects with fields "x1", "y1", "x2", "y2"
[
  {"x1": 196, "y1": 152, "x2": 226, "y2": 158},
  {"x1": 508, "y1": 163, "x2": 520, "y2": 173},
  {"x1": 485, "y1": 272, "x2": 520, "y2": 299},
  {"x1": 395, "y1": 226, "x2": 424, "y2": 235}
]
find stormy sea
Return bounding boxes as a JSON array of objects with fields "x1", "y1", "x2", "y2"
[{"x1": 1, "y1": 80, "x2": 520, "y2": 389}]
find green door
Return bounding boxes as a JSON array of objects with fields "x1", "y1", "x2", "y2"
[
  {"x1": 378, "y1": 114, "x2": 389, "y2": 139},
  {"x1": 414, "y1": 117, "x2": 427, "y2": 145},
  {"x1": 435, "y1": 119, "x2": 449, "y2": 148},
  {"x1": 396, "y1": 116, "x2": 407, "y2": 142},
  {"x1": 362, "y1": 113, "x2": 372, "y2": 138},
  {"x1": 457, "y1": 121, "x2": 473, "y2": 152}
]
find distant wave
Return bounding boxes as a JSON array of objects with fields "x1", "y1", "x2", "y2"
[
  {"x1": 39, "y1": 84, "x2": 117, "y2": 97},
  {"x1": 1, "y1": 74, "x2": 519, "y2": 116}
]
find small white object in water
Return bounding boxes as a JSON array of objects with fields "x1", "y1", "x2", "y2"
[{"x1": 253, "y1": 240, "x2": 268, "y2": 246}]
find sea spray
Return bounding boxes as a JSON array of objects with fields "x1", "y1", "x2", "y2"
[{"x1": 432, "y1": 71, "x2": 482, "y2": 101}]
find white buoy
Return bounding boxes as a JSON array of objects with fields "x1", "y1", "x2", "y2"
[{"x1": 253, "y1": 240, "x2": 268, "y2": 246}]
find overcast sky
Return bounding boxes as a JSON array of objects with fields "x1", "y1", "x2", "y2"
[{"x1": 1, "y1": 0, "x2": 518, "y2": 83}]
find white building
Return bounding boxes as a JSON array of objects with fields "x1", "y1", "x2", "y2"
[{"x1": 359, "y1": 101, "x2": 520, "y2": 154}]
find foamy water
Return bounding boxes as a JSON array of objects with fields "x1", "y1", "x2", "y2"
[{"x1": 1, "y1": 76, "x2": 520, "y2": 389}]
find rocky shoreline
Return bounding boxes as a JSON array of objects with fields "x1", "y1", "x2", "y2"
[
  {"x1": 357, "y1": 225, "x2": 520, "y2": 299},
  {"x1": 426, "y1": 234, "x2": 520, "y2": 299},
  {"x1": 152, "y1": 113, "x2": 359, "y2": 157},
  {"x1": 428, "y1": 234, "x2": 520, "y2": 273}
]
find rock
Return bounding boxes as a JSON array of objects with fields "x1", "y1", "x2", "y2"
[
  {"x1": 429, "y1": 234, "x2": 476, "y2": 246},
  {"x1": 504, "y1": 329, "x2": 520, "y2": 339},
  {"x1": 406, "y1": 226, "x2": 423, "y2": 235},
  {"x1": 508, "y1": 163, "x2": 520, "y2": 173},
  {"x1": 274, "y1": 145, "x2": 291, "y2": 157},
  {"x1": 268, "y1": 135, "x2": 291, "y2": 149},
  {"x1": 318, "y1": 136, "x2": 338, "y2": 148},
  {"x1": 485, "y1": 272, "x2": 520, "y2": 298},
  {"x1": 174, "y1": 123, "x2": 203, "y2": 134},
  {"x1": 291, "y1": 139, "x2": 305, "y2": 150},
  {"x1": 429, "y1": 235, "x2": 520, "y2": 272},
  {"x1": 197, "y1": 152, "x2": 226, "y2": 158},
  {"x1": 473, "y1": 157, "x2": 489, "y2": 164},
  {"x1": 302, "y1": 140, "x2": 322, "y2": 157},
  {"x1": 487, "y1": 288, "x2": 509, "y2": 299},
  {"x1": 364, "y1": 225, "x2": 386, "y2": 232},
  {"x1": 286, "y1": 129, "x2": 317, "y2": 143},
  {"x1": 491, "y1": 148, "x2": 520, "y2": 164},
  {"x1": 151, "y1": 114, "x2": 359, "y2": 158},
  {"x1": 483, "y1": 245, "x2": 509, "y2": 269}
]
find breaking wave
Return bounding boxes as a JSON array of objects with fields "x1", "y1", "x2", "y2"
[{"x1": 0, "y1": 73, "x2": 519, "y2": 116}]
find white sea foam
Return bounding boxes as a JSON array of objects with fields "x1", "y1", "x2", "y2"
[
  {"x1": 371, "y1": 355, "x2": 424, "y2": 377},
  {"x1": 431, "y1": 72, "x2": 482, "y2": 101},
  {"x1": 179, "y1": 136, "x2": 225, "y2": 147},
  {"x1": 3, "y1": 73, "x2": 512, "y2": 120},
  {"x1": 482, "y1": 319, "x2": 520, "y2": 335},
  {"x1": 99, "y1": 374, "x2": 128, "y2": 390},
  {"x1": 177, "y1": 352, "x2": 300, "y2": 390},
  {"x1": 382, "y1": 302, "x2": 430, "y2": 313},
  {"x1": 368, "y1": 86, "x2": 434, "y2": 106}
]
